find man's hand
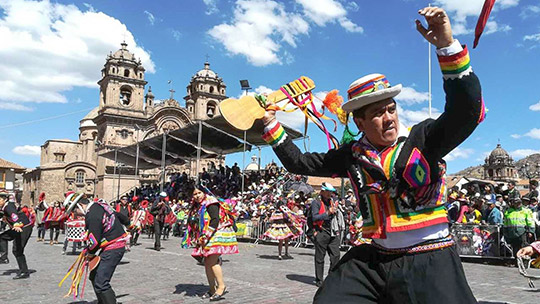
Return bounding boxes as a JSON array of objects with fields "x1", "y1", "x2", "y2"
[
  {"x1": 262, "y1": 101, "x2": 277, "y2": 126},
  {"x1": 517, "y1": 246, "x2": 535, "y2": 258},
  {"x1": 13, "y1": 226, "x2": 22, "y2": 233},
  {"x1": 528, "y1": 232, "x2": 534, "y2": 239},
  {"x1": 416, "y1": 7, "x2": 454, "y2": 48}
]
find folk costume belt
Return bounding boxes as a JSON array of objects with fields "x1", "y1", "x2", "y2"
[{"x1": 371, "y1": 235, "x2": 455, "y2": 255}]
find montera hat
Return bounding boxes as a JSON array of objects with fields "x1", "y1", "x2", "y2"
[
  {"x1": 342, "y1": 74, "x2": 402, "y2": 112},
  {"x1": 321, "y1": 182, "x2": 337, "y2": 192},
  {"x1": 63, "y1": 192, "x2": 85, "y2": 214}
]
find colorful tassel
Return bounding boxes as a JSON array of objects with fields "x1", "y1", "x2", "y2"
[
  {"x1": 322, "y1": 90, "x2": 343, "y2": 114},
  {"x1": 341, "y1": 125, "x2": 358, "y2": 145}
]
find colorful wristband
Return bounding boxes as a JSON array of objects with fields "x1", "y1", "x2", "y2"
[
  {"x1": 438, "y1": 45, "x2": 471, "y2": 80},
  {"x1": 262, "y1": 120, "x2": 287, "y2": 147}
]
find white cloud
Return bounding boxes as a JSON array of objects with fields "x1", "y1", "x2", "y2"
[
  {"x1": 295, "y1": 0, "x2": 363, "y2": 33},
  {"x1": 144, "y1": 10, "x2": 155, "y2": 25},
  {"x1": 0, "y1": 0, "x2": 155, "y2": 107},
  {"x1": 397, "y1": 104, "x2": 441, "y2": 127},
  {"x1": 12, "y1": 145, "x2": 40, "y2": 156},
  {"x1": 525, "y1": 33, "x2": 540, "y2": 43},
  {"x1": 510, "y1": 149, "x2": 540, "y2": 159},
  {"x1": 530, "y1": 101, "x2": 540, "y2": 111},
  {"x1": 513, "y1": 128, "x2": 540, "y2": 140},
  {"x1": 346, "y1": 1, "x2": 359, "y2": 12},
  {"x1": 521, "y1": 4, "x2": 540, "y2": 18},
  {"x1": 444, "y1": 147, "x2": 475, "y2": 161},
  {"x1": 203, "y1": 0, "x2": 219, "y2": 15},
  {"x1": 171, "y1": 29, "x2": 182, "y2": 41},
  {"x1": 208, "y1": 0, "x2": 362, "y2": 66},
  {"x1": 525, "y1": 128, "x2": 540, "y2": 140},
  {"x1": 208, "y1": 0, "x2": 310, "y2": 66},
  {"x1": 0, "y1": 102, "x2": 33, "y2": 111},
  {"x1": 433, "y1": 0, "x2": 516, "y2": 36},
  {"x1": 395, "y1": 87, "x2": 429, "y2": 105}
]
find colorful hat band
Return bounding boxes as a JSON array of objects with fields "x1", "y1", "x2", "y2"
[{"x1": 347, "y1": 76, "x2": 390, "y2": 100}]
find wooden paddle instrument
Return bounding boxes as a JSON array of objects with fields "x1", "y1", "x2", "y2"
[{"x1": 219, "y1": 76, "x2": 316, "y2": 131}]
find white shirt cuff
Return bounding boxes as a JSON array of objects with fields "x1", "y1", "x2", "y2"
[{"x1": 436, "y1": 39, "x2": 463, "y2": 57}]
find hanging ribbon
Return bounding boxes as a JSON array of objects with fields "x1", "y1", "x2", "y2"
[{"x1": 474, "y1": 0, "x2": 496, "y2": 48}]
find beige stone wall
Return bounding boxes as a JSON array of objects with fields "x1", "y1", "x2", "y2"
[
  {"x1": 41, "y1": 141, "x2": 82, "y2": 167},
  {"x1": 100, "y1": 175, "x2": 139, "y2": 201}
]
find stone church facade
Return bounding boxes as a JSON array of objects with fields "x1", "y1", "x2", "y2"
[{"x1": 23, "y1": 43, "x2": 226, "y2": 204}]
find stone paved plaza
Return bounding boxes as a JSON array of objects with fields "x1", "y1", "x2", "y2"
[{"x1": 1, "y1": 231, "x2": 540, "y2": 304}]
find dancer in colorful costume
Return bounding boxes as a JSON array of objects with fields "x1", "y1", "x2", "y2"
[
  {"x1": 261, "y1": 7, "x2": 482, "y2": 303},
  {"x1": 129, "y1": 202, "x2": 146, "y2": 246},
  {"x1": 263, "y1": 201, "x2": 304, "y2": 260},
  {"x1": 43, "y1": 199, "x2": 65, "y2": 245},
  {"x1": 183, "y1": 184, "x2": 238, "y2": 301},
  {"x1": 61, "y1": 194, "x2": 128, "y2": 303},
  {"x1": 0, "y1": 190, "x2": 33, "y2": 279}
]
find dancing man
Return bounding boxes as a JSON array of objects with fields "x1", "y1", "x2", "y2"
[
  {"x1": 64, "y1": 194, "x2": 128, "y2": 303},
  {"x1": 0, "y1": 190, "x2": 33, "y2": 279},
  {"x1": 262, "y1": 7, "x2": 482, "y2": 303}
]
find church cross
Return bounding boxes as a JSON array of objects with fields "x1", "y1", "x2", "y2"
[
  {"x1": 169, "y1": 88, "x2": 175, "y2": 99},
  {"x1": 205, "y1": 54, "x2": 210, "y2": 62}
]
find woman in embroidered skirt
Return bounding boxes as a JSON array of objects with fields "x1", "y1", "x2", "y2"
[
  {"x1": 184, "y1": 186, "x2": 238, "y2": 301},
  {"x1": 43, "y1": 201, "x2": 64, "y2": 245},
  {"x1": 263, "y1": 201, "x2": 304, "y2": 260}
]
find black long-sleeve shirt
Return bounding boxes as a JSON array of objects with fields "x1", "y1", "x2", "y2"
[
  {"x1": 2, "y1": 201, "x2": 30, "y2": 228},
  {"x1": 85, "y1": 203, "x2": 126, "y2": 254}
]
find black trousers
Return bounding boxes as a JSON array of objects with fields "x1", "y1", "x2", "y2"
[
  {"x1": 90, "y1": 247, "x2": 125, "y2": 293},
  {"x1": 313, "y1": 230, "x2": 340, "y2": 283},
  {"x1": 154, "y1": 221, "x2": 163, "y2": 249},
  {"x1": 314, "y1": 245, "x2": 477, "y2": 304},
  {"x1": 49, "y1": 225, "x2": 60, "y2": 241},
  {"x1": 0, "y1": 226, "x2": 32, "y2": 272},
  {"x1": 507, "y1": 234, "x2": 528, "y2": 258},
  {"x1": 37, "y1": 223, "x2": 46, "y2": 239}
]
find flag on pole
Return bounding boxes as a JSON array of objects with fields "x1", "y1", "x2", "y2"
[{"x1": 474, "y1": 0, "x2": 496, "y2": 49}]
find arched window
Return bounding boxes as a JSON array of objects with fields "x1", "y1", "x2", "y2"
[
  {"x1": 207, "y1": 102, "x2": 216, "y2": 118},
  {"x1": 124, "y1": 69, "x2": 130, "y2": 77},
  {"x1": 119, "y1": 86, "x2": 132, "y2": 106},
  {"x1": 209, "y1": 86, "x2": 214, "y2": 93},
  {"x1": 139, "y1": 72, "x2": 143, "y2": 79},
  {"x1": 76, "y1": 170, "x2": 85, "y2": 184},
  {"x1": 112, "y1": 66, "x2": 116, "y2": 74}
]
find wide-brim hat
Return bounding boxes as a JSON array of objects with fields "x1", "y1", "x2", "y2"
[
  {"x1": 0, "y1": 189, "x2": 9, "y2": 197},
  {"x1": 321, "y1": 182, "x2": 337, "y2": 192},
  {"x1": 342, "y1": 73, "x2": 401, "y2": 113},
  {"x1": 63, "y1": 192, "x2": 85, "y2": 214}
]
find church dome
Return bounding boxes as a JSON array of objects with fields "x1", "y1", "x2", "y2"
[
  {"x1": 489, "y1": 144, "x2": 510, "y2": 160},
  {"x1": 195, "y1": 62, "x2": 218, "y2": 79},
  {"x1": 111, "y1": 42, "x2": 136, "y2": 62},
  {"x1": 79, "y1": 107, "x2": 98, "y2": 128}
]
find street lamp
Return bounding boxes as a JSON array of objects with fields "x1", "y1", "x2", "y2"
[
  {"x1": 519, "y1": 162, "x2": 540, "y2": 183},
  {"x1": 239, "y1": 79, "x2": 251, "y2": 96}
]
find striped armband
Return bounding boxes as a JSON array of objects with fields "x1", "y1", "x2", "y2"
[
  {"x1": 13, "y1": 222, "x2": 23, "y2": 229},
  {"x1": 262, "y1": 120, "x2": 287, "y2": 147},
  {"x1": 438, "y1": 45, "x2": 472, "y2": 80}
]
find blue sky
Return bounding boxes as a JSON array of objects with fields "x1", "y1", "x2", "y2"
[{"x1": 1, "y1": 0, "x2": 540, "y2": 174}]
